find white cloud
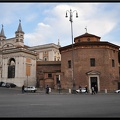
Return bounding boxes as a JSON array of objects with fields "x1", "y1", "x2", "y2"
[
  {"x1": 37, "y1": 23, "x2": 51, "y2": 29},
  {"x1": 5, "y1": 3, "x2": 119, "y2": 47},
  {"x1": 25, "y1": 22, "x2": 53, "y2": 46}
]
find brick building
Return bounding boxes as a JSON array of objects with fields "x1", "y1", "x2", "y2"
[
  {"x1": 59, "y1": 32, "x2": 120, "y2": 92},
  {"x1": 36, "y1": 61, "x2": 61, "y2": 89}
]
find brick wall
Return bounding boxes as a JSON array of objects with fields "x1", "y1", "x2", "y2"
[{"x1": 60, "y1": 45, "x2": 119, "y2": 91}]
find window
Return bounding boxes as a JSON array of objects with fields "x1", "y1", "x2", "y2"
[
  {"x1": 20, "y1": 39, "x2": 23, "y2": 42},
  {"x1": 68, "y1": 60, "x2": 71, "y2": 68},
  {"x1": 87, "y1": 38, "x2": 90, "y2": 41},
  {"x1": 8, "y1": 58, "x2": 15, "y2": 78},
  {"x1": 78, "y1": 39, "x2": 80, "y2": 42},
  {"x1": 56, "y1": 75, "x2": 60, "y2": 84},
  {"x1": 57, "y1": 57, "x2": 60, "y2": 61},
  {"x1": 48, "y1": 73, "x2": 52, "y2": 78},
  {"x1": 44, "y1": 57, "x2": 47, "y2": 61},
  {"x1": 112, "y1": 59, "x2": 115, "y2": 67},
  {"x1": 44, "y1": 51, "x2": 47, "y2": 54},
  {"x1": 90, "y1": 58, "x2": 95, "y2": 66},
  {"x1": 8, "y1": 65, "x2": 15, "y2": 78}
]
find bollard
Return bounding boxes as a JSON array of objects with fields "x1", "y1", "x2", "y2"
[
  {"x1": 105, "y1": 89, "x2": 107, "y2": 93},
  {"x1": 69, "y1": 89, "x2": 71, "y2": 93}
]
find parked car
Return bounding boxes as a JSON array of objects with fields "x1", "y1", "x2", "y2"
[
  {"x1": 115, "y1": 89, "x2": 120, "y2": 93},
  {"x1": 0, "y1": 82, "x2": 16, "y2": 88},
  {"x1": 24, "y1": 86, "x2": 37, "y2": 93},
  {"x1": 6, "y1": 83, "x2": 16, "y2": 88},
  {"x1": 1, "y1": 82, "x2": 6, "y2": 87},
  {"x1": 0, "y1": 82, "x2": 5, "y2": 87},
  {"x1": 76, "y1": 88, "x2": 86, "y2": 93}
]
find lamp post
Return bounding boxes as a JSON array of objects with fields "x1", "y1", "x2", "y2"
[
  {"x1": 27, "y1": 74, "x2": 28, "y2": 87},
  {"x1": 36, "y1": 71, "x2": 40, "y2": 88},
  {"x1": 65, "y1": 9, "x2": 78, "y2": 94}
]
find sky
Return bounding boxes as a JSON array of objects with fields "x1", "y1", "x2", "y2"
[{"x1": 0, "y1": 2, "x2": 120, "y2": 47}]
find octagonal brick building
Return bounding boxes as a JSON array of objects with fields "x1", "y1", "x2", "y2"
[{"x1": 59, "y1": 32, "x2": 120, "y2": 92}]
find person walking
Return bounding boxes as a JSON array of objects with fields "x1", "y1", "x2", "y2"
[
  {"x1": 58, "y1": 84, "x2": 61, "y2": 94},
  {"x1": 22, "y1": 85, "x2": 24, "y2": 93},
  {"x1": 91, "y1": 86, "x2": 95, "y2": 95},
  {"x1": 94, "y1": 85, "x2": 98, "y2": 94},
  {"x1": 79, "y1": 85, "x2": 82, "y2": 93},
  {"x1": 46, "y1": 85, "x2": 49, "y2": 94}
]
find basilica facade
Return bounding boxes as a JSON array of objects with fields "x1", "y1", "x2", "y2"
[
  {"x1": 0, "y1": 20, "x2": 61, "y2": 87},
  {"x1": 0, "y1": 21, "x2": 38, "y2": 87}
]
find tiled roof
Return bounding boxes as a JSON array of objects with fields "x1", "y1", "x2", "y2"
[{"x1": 75, "y1": 32, "x2": 101, "y2": 39}]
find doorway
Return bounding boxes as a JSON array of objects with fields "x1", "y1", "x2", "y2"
[
  {"x1": 118, "y1": 82, "x2": 120, "y2": 89},
  {"x1": 90, "y1": 77, "x2": 97, "y2": 88}
]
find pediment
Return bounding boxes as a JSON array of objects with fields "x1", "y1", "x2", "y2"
[{"x1": 86, "y1": 70, "x2": 100, "y2": 75}]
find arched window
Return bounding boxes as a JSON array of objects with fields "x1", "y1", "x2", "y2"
[
  {"x1": 78, "y1": 39, "x2": 80, "y2": 42},
  {"x1": 8, "y1": 58, "x2": 15, "y2": 78},
  {"x1": 44, "y1": 57, "x2": 47, "y2": 61}
]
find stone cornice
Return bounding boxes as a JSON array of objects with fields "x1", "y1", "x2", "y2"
[
  {"x1": 1, "y1": 47, "x2": 37, "y2": 56},
  {"x1": 59, "y1": 41, "x2": 120, "y2": 53}
]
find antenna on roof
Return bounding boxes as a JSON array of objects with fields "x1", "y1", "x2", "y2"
[
  {"x1": 58, "y1": 39, "x2": 60, "y2": 46},
  {"x1": 85, "y1": 26, "x2": 87, "y2": 33}
]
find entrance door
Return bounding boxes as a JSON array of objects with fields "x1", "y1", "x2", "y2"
[
  {"x1": 90, "y1": 77, "x2": 97, "y2": 88},
  {"x1": 118, "y1": 82, "x2": 120, "y2": 89}
]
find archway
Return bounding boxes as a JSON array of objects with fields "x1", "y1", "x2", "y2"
[{"x1": 8, "y1": 58, "x2": 15, "y2": 78}]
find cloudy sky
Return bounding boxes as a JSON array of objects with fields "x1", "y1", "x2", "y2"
[{"x1": 0, "y1": 2, "x2": 120, "y2": 47}]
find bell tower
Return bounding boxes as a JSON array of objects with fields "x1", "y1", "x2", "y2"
[
  {"x1": 0, "y1": 24, "x2": 6, "y2": 41},
  {"x1": 15, "y1": 20, "x2": 24, "y2": 47}
]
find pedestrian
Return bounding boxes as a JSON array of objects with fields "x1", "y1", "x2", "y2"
[
  {"x1": 22, "y1": 85, "x2": 24, "y2": 93},
  {"x1": 85, "y1": 85, "x2": 88, "y2": 93},
  {"x1": 46, "y1": 85, "x2": 49, "y2": 94},
  {"x1": 79, "y1": 85, "x2": 82, "y2": 93},
  {"x1": 58, "y1": 84, "x2": 61, "y2": 93},
  {"x1": 91, "y1": 86, "x2": 95, "y2": 95},
  {"x1": 94, "y1": 85, "x2": 98, "y2": 94}
]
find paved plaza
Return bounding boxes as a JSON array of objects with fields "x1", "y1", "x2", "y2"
[{"x1": 0, "y1": 87, "x2": 120, "y2": 118}]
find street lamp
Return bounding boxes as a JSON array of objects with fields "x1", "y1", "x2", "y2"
[
  {"x1": 65, "y1": 9, "x2": 78, "y2": 94},
  {"x1": 36, "y1": 71, "x2": 40, "y2": 88}
]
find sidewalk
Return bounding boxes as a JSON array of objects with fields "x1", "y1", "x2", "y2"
[
  {"x1": 13, "y1": 87, "x2": 116, "y2": 95},
  {"x1": 37, "y1": 88, "x2": 115, "y2": 95}
]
